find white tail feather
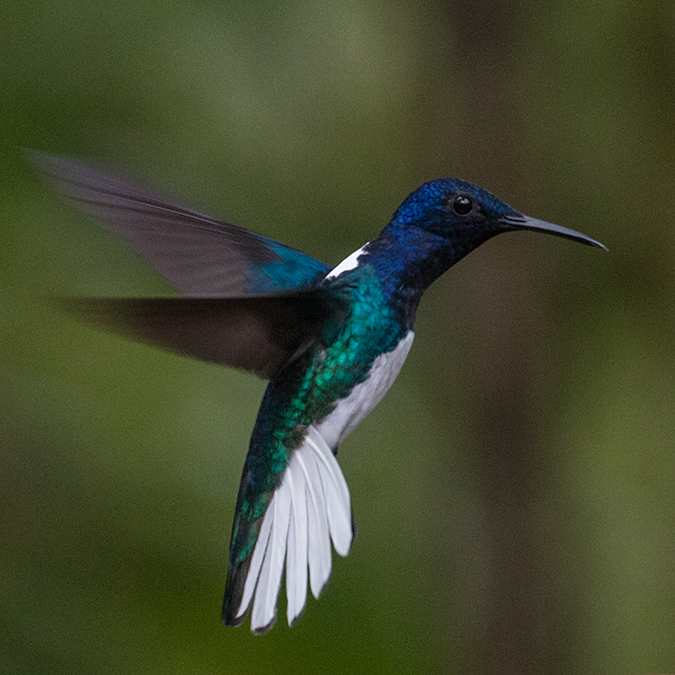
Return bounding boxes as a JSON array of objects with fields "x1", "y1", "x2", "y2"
[
  {"x1": 307, "y1": 427, "x2": 352, "y2": 556},
  {"x1": 251, "y1": 480, "x2": 292, "y2": 631},
  {"x1": 237, "y1": 506, "x2": 273, "y2": 621},
  {"x1": 297, "y1": 446, "x2": 332, "y2": 598},
  {"x1": 240, "y1": 425, "x2": 352, "y2": 632},
  {"x1": 285, "y1": 467, "x2": 308, "y2": 625}
]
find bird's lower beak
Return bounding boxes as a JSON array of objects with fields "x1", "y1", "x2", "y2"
[{"x1": 502, "y1": 214, "x2": 607, "y2": 250}]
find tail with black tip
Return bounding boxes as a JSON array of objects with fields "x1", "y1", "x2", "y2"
[{"x1": 221, "y1": 426, "x2": 353, "y2": 633}]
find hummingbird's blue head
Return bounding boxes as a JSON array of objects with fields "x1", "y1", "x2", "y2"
[{"x1": 391, "y1": 178, "x2": 605, "y2": 249}]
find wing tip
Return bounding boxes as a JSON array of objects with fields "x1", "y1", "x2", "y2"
[
  {"x1": 22, "y1": 147, "x2": 54, "y2": 169},
  {"x1": 24, "y1": 148, "x2": 98, "y2": 188}
]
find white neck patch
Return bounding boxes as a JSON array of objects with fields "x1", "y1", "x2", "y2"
[{"x1": 325, "y1": 244, "x2": 368, "y2": 280}]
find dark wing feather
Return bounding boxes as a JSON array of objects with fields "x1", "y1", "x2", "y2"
[
  {"x1": 29, "y1": 150, "x2": 331, "y2": 296},
  {"x1": 59, "y1": 291, "x2": 344, "y2": 379}
]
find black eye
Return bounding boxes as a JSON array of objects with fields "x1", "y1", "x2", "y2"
[{"x1": 452, "y1": 195, "x2": 473, "y2": 215}]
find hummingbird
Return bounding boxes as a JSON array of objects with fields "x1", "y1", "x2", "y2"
[{"x1": 30, "y1": 151, "x2": 605, "y2": 634}]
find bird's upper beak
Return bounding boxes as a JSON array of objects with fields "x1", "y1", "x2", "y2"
[{"x1": 501, "y1": 214, "x2": 607, "y2": 250}]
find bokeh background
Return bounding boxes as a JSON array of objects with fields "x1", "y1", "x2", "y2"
[{"x1": 2, "y1": 1, "x2": 674, "y2": 673}]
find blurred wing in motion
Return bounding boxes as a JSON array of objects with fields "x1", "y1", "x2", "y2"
[
  {"x1": 59, "y1": 291, "x2": 345, "y2": 379},
  {"x1": 29, "y1": 150, "x2": 331, "y2": 296}
]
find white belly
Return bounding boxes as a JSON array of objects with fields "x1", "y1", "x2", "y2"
[{"x1": 315, "y1": 331, "x2": 415, "y2": 449}]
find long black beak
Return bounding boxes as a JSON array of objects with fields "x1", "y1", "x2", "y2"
[{"x1": 502, "y1": 214, "x2": 607, "y2": 250}]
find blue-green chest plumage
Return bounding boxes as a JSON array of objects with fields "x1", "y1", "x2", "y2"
[{"x1": 232, "y1": 263, "x2": 412, "y2": 557}]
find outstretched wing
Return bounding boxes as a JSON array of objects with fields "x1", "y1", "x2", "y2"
[
  {"x1": 59, "y1": 291, "x2": 343, "y2": 379},
  {"x1": 29, "y1": 150, "x2": 331, "y2": 296}
]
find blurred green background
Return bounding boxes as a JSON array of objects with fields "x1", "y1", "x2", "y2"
[{"x1": 2, "y1": 0, "x2": 674, "y2": 673}]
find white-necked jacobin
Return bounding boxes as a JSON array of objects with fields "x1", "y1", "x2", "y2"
[{"x1": 30, "y1": 151, "x2": 605, "y2": 634}]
